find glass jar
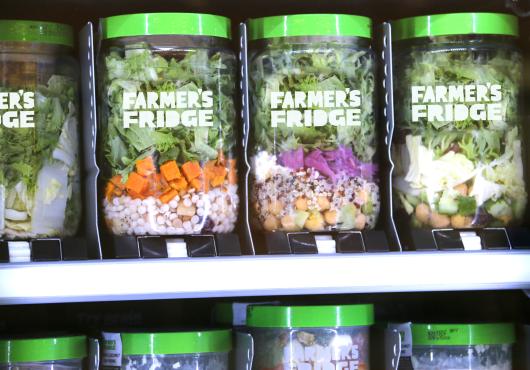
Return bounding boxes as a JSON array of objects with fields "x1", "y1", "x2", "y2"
[
  {"x1": 107, "y1": 330, "x2": 231, "y2": 370},
  {"x1": 0, "y1": 335, "x2": 87, "y2": 370},
  {"x1": 97, "y1": 13, "x2": 239, "y2": 236},
  {"x1": 0, "y1": 20, "x2": 82, "y2": 239},
  {"x1": 391, "y1": 13, "x2": 527, "y2": 230},
  {"x1": 411, "y1": 323, "x2": 515, "y2": 370},
  {"x1": 247, "y1": 304, "x2": 373, "y2": 369},
  {"x1": 248, "y1": 14, "x2": 380, "y2": 233}
]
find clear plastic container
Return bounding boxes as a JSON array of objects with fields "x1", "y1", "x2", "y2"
[
  {"x1": 248, "y1": 14, "x2": 380, "y2": 233},
  {"x1": 247, "y1": 304, "x2": 373, "y2": 369},
  {"x1": 0, "y1": 20, "x2": 82, "y2": 239},
  {"x1": 0, "y1": 335, "x2": 87, "y2": 370},
  {"x1": 411, "y1": 323, "x2": 515, "y2": 370},
  {"x1": 391, "y1": 13, "x2": 527, "y2": 230},
  {"x1": 97, "y1": 13, "x2": 239, "y2": 236},
  {"x1": 116, "y1": 330, "x2": 231, "y2": 370}
]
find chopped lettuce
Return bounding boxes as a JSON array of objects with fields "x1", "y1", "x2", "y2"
[
  {"x1": 100, "y1": 44, "x2": 237, "y2": 180},
  {"x1": 0, "y1": 75, "x2": 81, "y2": 238}
]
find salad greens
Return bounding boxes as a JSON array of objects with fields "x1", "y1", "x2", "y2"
[
  {"x1": 393, "y1": 39, "x2": 527, "y2": 229},
  {"x1": 100, "y1": 45, "x2": 237, "y2": 180},
  {"x1": 249, "y1": 41, "x2": 377, "y2": 162},
  {"x1": 0, "y1": 75, "x2": 81, "y2": 238}
]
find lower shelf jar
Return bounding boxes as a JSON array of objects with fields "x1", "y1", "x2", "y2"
[
  {"x1": 0, "y1": 335, "x2": 87, "y2": 370},
  {"x1": 411, "y1": 323, "x2": 515, "y2": 370},
  {"x1": 111, "y1": 329, "x2": 232, "y2": 370},
  {"x1": 247, "y1": 304, "x2": 374, "y2": 369}
]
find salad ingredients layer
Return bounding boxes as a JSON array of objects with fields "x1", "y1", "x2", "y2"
[
  {"x1": 393, "y1": 42, "x2": 527, "y2": 229},
  {"x1": 100, "y1": 44, "x2": 238, "y2": 235},
  {"x1": 0, "y1": 75, "x2": 81, "y2": 239},
  {"x1": 124, "y1": 353, "x2": 228, "y2": 370},
  {"x1": 249, "y1": 41, "x2": 380, "y2": 232},
  {"x1": 412, "y1": 344, "x2": 512, "y2": 370},
  {"x1": 251, "y1": 327, "x2": 369, "y2": 370}
]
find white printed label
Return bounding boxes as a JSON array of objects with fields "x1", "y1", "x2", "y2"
[
  {"x1": 270, "y1": 90, "x2": 362, "y2": 128},
  {"x1": 122, "y1": 90, "x2": 214, "y2": 128},
  {"x1": 0, "y1": 90, "x2": 35, "y2": 128},
  {"x1": 410, "y1": 84, "x2": 503, "y2": 123},
  {"x1": 101, "y1": 332, "x2": 122, "y2": 368},
  {"x1": 286, "y1": 335, "x2": 362, "y2": 369}
]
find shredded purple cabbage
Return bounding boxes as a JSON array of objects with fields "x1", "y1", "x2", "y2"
[{"x1": 278, "y1": 147, "x2": 304, "y2": 170}]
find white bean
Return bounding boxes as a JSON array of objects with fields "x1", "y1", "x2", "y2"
[
  {"x1": 191, "y1": 215, "x2": 199, "y2": 225},
  {"x1": 169, "y1": 200, "x2": 178, "y2": 209},
  {"x1": 157, "y1": 215, "x2": 165, "y2": 225},
  {"x1": 160, "y1": 204, "x2": 170, "y2": 213},
  {"x1": 138, "y1": 206, "x2": 147, "y2": 215},
  {"x1": 183, "y1": 198, "x2": 192, "y2": 207}
]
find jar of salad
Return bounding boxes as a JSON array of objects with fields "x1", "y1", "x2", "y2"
[
  {"x1": 411, "y1": 323, "x2": 515, "y2": 370},
  {"x1": 0, "y1": 20, "x2": 82, "y2": 239},
  {"x1": 0, "y1": 335, "x2": 87, "y2": 370},
  {"x1": 247, "y1": 304, "x2": 373, "y2": 369},
  {"x1": 98, "y1": 13, "x2": 239, "y2": 236},
  {"x1": 102, "y1": 330, "x2": 232, "y2": 370},
  {"x1": 248, "y1": 14, "x2": 380, "y2": 233},
  {"x1": 391, "y1": 13, "x2": 527, "y2": 230}
]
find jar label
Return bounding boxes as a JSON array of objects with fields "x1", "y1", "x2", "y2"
[
  {"x1": 122, "y1": 90, "x2": 214, "y2": 128},
  {"x1": 410, "y1": 84, "x2": 504, "y2": 123},
  {"x1": 270, "y1": 89, "x2": 362, "y2": 128},
  {"x1": 0, "y1": 90, "x2": 35, "y2": 128}
]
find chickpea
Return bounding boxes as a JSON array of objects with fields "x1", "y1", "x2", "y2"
[
  {"x1": 324, "y1": 210, "x2": 338, "y2": 225},
  {"x1": 281, "y1": 214, "x2": 299, "y2": 232},
  {"x1": 499, "y1": 214, "x2": 512, "y2": 226},
  {"x1": 268, "y1": 199, "x2": 283, "y2": 216},
  {"x1": 450, "y1": 214, "x2": 472, "y2": 229},
  {"x1": 263, "y1": 215, "x2": 280, "y2": 231},
  {"x1": 415, "y1": 203, "x2": 431, "y2": 224},
  {"x1": 430, "y1": 212, "x2": 451, "y2": 228},
  {"x1": 354, "y1": 213, "x2": 367, "y2": 230},
  {"x1": 317, "y1": 196, "x2": 330, "y2": 211},
  {"x1": 295, "y1": 197, "x2": 308, "y2": 211},
  {"x1": 454, "y1": 183, "x2": 468, "y2": 196},
  {"x1": 304, "y1": 212, "x2": 325, "y2": 231}
]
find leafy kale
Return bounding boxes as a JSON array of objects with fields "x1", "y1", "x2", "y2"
[
  {"x1": 249, "y1": 40, "x2": 377, "y2": 162},
  {"x1": 100, "y1": 45, "x2": 237, "y2": 179}
]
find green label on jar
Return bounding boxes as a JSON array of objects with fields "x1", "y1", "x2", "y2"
[
  {"x1": 0, "y1": 90, "x2": 35, "y2": 128},
  {"x1": 270, "y1": 89, "x2": 362, "y2": 128},
  {"x1": 122, "y1": 90, "x2": 214, "y2": 128},
  {"x1": 410, "y1": 84, "x2": 504, "y2": 123}
]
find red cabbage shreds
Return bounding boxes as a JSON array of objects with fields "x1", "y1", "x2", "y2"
[
  {"x1": 278, "y1": 147, "x2": 304, "y2": 170},
  {"x1": 304, "y1": 149, "x2": 335, "y2": 179},
  {"x1": 323, "y1": 145, "x2": 377, "y2": 180}
]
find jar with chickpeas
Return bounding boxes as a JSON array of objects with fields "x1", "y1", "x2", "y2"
[
  {"x1": 391, "y1": 13, "x2": 527, "y2": 230},
  {"x1": 248, "y1": 14, "x2": 381, "y2": 233}
]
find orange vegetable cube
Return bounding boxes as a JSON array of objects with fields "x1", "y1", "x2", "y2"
[
  {"x1": 182, "y1": 161, "x2": 202, "y2": 182},
  {"x1": 228, "y1": 168, "x2": 238, "y2": 185},
  {"x1": 136, "y1": 156, "x2": 156, "y2": 176},
  {"x1": 105, "y1": 182, "x2": 115, "y2": 200},
  {"x1": 203, "y1": 161, "x2": 216, "y2": 180},
  {"x1": 125, "y1": 172, "x2": 149, "y2": 195},
  {"x1": 211, "y1": 175, "x2": 225, "y2": 187},
  {"x1": 160, "y1": 160, "x2": 181, "y2": 182},
  {"x1": 110, "y1": 175, "x2": 125, "y2": 189},
  {"x1": 190, "y1": 178, "x2": 204, "y2": 191},
  {"x1": 170, "y1": 177, "x2": 188, "y2": 191},
  {"x1": 160, "y1": 189, "x2": 179, "y2": 203}
]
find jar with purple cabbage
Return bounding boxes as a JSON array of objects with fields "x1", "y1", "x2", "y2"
[{"x1": 248, "y1": 14, "x2": 380, "y2": 233}]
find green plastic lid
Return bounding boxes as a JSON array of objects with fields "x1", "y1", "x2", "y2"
[
  {"x1": 101, "y1": 13, "x2": 231, "y2": 40},
  {"x1": 0, "y1": 20, "x2": 73, "y2": 47},
  {"x1": 121, "y1": 330, "x2": 232, "y2": 355},
  {"x1": 412, "y1": 323, "x2": 516, "y2": 346},
  {"x1": 392, "y1": 13, "x2": 518, "y2": 41},
  {"x1": 248, "y1": 14, "x2": 372, "y2": 40},
  {"x1": 247, "y1": 304, "x2": 374, "y2": 328},
  {"x1": 0, "y1": 336, "x2": 87, "y2": 364}
]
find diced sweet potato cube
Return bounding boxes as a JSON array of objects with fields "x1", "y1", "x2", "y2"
[
  {"x1": 110, "y1": 175, "x2": 125, "y2": 189},
  {"x1": 182, "y1": 161, "x2": 202, "y2": 181},
  {"x1": 170, "y1": 177, "x2": 188, "y2": 191},
  {"x1": 160, "y1": 160, "x2": 181, "y2": 182},
  {"x1": 190, "y1": 178, "x2": 204, "y2": 191},
  {"x1": 211, "y1": 175, "x2": 225, "y2": 187},
  {"x1": 125, "y1": 172, "x2": 148, "y2": 195},
  {"x1": 136, "y1": 156, "x2": 156, "y2": 176},
  {"x1": 160, "y1": 189, "x2": 179, "y2": 203}
]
